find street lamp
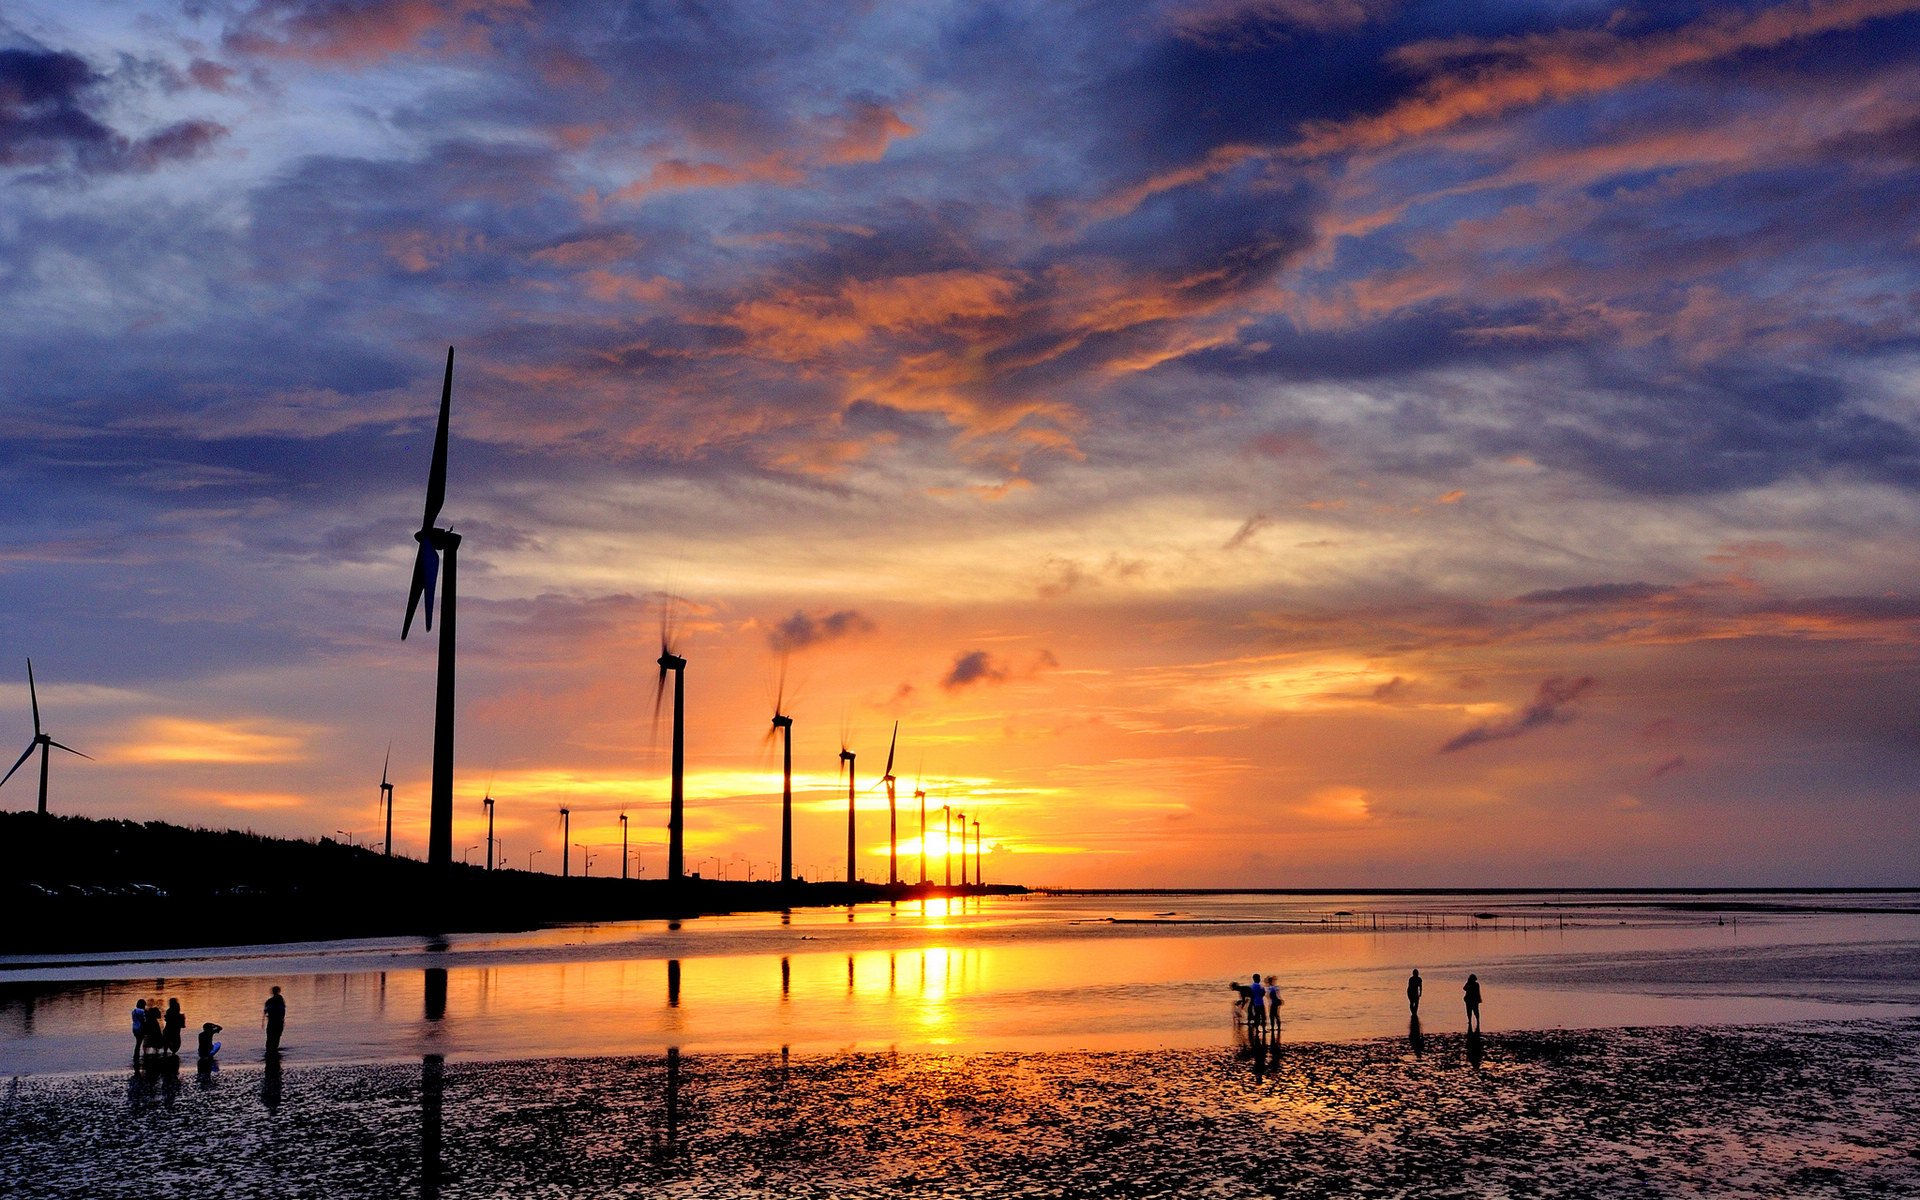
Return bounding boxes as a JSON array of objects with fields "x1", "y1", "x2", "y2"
[
  {"x1": 577, "y1": 844, "x2": 594, "y2": 877},
  {"x1": 529, "y1": 848, "x2": 543, "y2": 873},
  {"x1": 463, "y1": 844, "x2": 478, "y2": 865}
]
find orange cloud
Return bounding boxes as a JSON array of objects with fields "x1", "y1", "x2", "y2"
[
  {"x1": 226, "y1": 0, "x2": 530, "y2": 66},
  {"x1": 117, "y1": 717, "x2": 310, "y2": 765}
]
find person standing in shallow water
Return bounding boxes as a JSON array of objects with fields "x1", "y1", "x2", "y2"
[
  {"x1": 1247, "y1": 974, "x2": 1266, "y2": 1033},
  {"x1": 263, "y1": 986, "x2": 287, "y2": 1055},
  {"x1": 130, "y1": 999, "x2": 148, "y2": 1058},
  {"x1": 1407, "y1": 969, "x2": 1423, "y2": 1015},
  {"x1": 1464, "y1": 973, "x2": 1482, "y2": 1032},
  {"x1": 163, "y1": 998, "x2": 186, "y2": 1056}
]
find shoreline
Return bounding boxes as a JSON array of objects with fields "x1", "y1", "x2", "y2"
[{"x1": 5, "y1": 1018, "x2": 1916, "y2": 1197}]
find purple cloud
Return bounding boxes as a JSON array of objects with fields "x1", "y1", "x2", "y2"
[{"x1": 1440, "y1": 677, "x2": 1596, "y2": 754}]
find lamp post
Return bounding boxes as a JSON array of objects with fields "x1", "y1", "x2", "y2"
[
  {"x1": 578, "y1": 845, "x2": 593, "y2": 877},
  {"x1": 462, "y1": 844, "x2": 478, "y2": 865},
  {"x1": 529, "y1": 848, "x2": 542, "y2": 873}
]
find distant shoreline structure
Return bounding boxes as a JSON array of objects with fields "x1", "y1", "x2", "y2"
[{"x1": 0, "y1": 812, "x2": 1024, "y2": 957}]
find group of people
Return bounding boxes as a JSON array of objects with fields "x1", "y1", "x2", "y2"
[
  {"x1": 127, "y1": 986, "x2": 287, "y2": 1061},
  {"x1": 1406, "y1": 968, "x2": 1484, "y2": 1030},
  {"x1": 129, "y1": 997, "x2": 217, "y2": 1059},
  {"x1": 1228, "y1": 972, "x2": 1284, "y2": 1032},
  {"x1": 1229, "y1": 967, "x2": 1486, "y2": 1034}
]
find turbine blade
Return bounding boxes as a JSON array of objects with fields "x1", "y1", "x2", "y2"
[
  {"x1": 48, "y1": 739, "x2": 90, "y2": 760},
  {"x1": 422, "y1": 347, "x2": 453, "y2": 530},
  {"x1": 0, "y1": 742, "x2": 34, "y2": 788},
  {"x1": 402, "y1": 539, "x2": 433, "y2": 639},
  {"x1": 883, "y1": 721, "x2": 897, "y2": 779},
  {"x1": 421, "y1": 540, "x2": 440, "y2": 632},
  {"x1": 27, "y1": 659, "x2": 41, "y2": 737},
  {"x1": 382, "y1": 742, "x2": 392, "y2": 788}
]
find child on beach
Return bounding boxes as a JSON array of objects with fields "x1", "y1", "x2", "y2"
[
  {"x1": 130, "y1": 999, "x2": 147, "y2": 1056},
  {"x1": 1464, "y1": 974, "x2": 1482, "y2": 1032},
  {"x1": 198, "y1": 1022, "x2": 223, "y2": 1058},
  {"x1": 1266, "y1": 977, "x2": 1282, "y2": 1028}
]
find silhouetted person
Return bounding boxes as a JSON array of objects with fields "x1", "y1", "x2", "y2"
[
  {"x1": 163, "y1": 998, "x2": 185, "y2": 1056},
  {"x1": 1463, "y1": 973, "x2": 1482, "y2": 1032},
  {"x1": 1266, "y1": 976, "x2": 1282, "y2": 1031},
  {"x1": 263, "y1": 986, "x2": 287, "y2": 1055},
  {"x1": 130, "y1": 999, "x2": 148, "y2": 1058},
  {"x1": 1407, "y1": 969, "x2": 1423, "y2": 1015},
  {"x1": 1227, "y1": 980, "x2": 1252, "y2": 1026},
  {"x1": 144, "y1": 998, "x2": 162, "y2": 1056},
  {"x1": 1248, "y1": 974, "x2": 1267, "y2": 1032},
  {"x1": 198, "y1": 1022, "x2": 222, "y2": 1059}
]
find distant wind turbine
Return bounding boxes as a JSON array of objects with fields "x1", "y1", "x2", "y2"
[
  {"x1": 655, "y1": 609, "x2": 688, "y2": 883},
  {"x1": 559, "y1": 806, "x2": 571, "y2": 878},
  {"x1": 973, "y1": 818, "x2": 982, "y2": 889},
  {"x1": 875, "y1": 722, "x2": 899, "y2": 886},
  {"x1": 943, "y1": 802, "x2": 953, "y2": 887},
  {"x1": 914, "y1": 775, "x2": 928, "y2": 886},
  {"x1": 482, "y1": 777, "x2": 496, "y2": 873},
  {"x1": 766, "y1": 669, "x2": 794, "y2": 885},
  {"x1": 838, "y1": 740, "x2": 857, "y2": 882},
  {"x1": 401, "y1": 347, "x2": 462, "y2": 872},
  {"x1": 2, "y1": 660, "x2": 90, "y2": 816},
  {"x1": 378, "y1": 744, "x2": 395, "y2": 856},
  {"x1": 955, "y1": 809, "x2": 967, "y2": 887}
]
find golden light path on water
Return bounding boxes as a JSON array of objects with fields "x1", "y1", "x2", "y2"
[{"x1": 4, "y1": 894, "x2": 1919, "y2": 1076}]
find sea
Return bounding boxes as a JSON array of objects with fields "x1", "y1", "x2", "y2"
[{"x1": 4, "y1": 890, "x2": 1918, "y2": 1076}]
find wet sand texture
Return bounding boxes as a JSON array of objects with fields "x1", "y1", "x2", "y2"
[{"x1": 4, "y1": 1020, "x2": 1916, "y2": 1198}]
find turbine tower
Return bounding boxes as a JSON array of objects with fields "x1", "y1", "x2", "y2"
[
  {"x1": 914, "y1": 780, "x2": 928, "y2": 885},
  {"x1": 838, "y1": 742, "x2": 857, "y2": 882},
  {"x1": 619, "y1": 812, "x2": 629, "y2": 880},
  {"x1": 2, "y1": 660, "x2": 90, "y2": 816},
  {"x1": 973, "y1": 818, "x2": 982, "y2": 889},
  {"x1": 655, "y1": 622, "x2": 688, "y2": 883},
  {"x1": 877, "y1": 723, "x2": 899, "y2": 886},
  {"x1": 942, "y1": 802, "x2": 952, "y2": 887},
  {"x1": 379, "y1": 745, "x2": 395, "y2": 856},
  {"x1": 955, "y1": 809, "x2": 967, "y2": 886},
  {"x1": 560, "y1": 806, "x2": 571, "y2": 878},
  {"x1": 769, "y1": 682, "x2": 794, "y2": 885},
  {"x1": 401, "y1": 347, "x2": 461, "y2": 873},
  {"x1": 482, "y1": 784, "x2": 496, "y2": 873}
]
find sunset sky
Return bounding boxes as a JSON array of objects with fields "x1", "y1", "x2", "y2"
[{"x1": 4, "y1": 0, "x2": 1919, "y2": 886}]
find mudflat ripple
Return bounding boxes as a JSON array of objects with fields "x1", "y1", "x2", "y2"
[{"x1": 4, "y1": 1019, "x2": 1917, "y2": 1198}]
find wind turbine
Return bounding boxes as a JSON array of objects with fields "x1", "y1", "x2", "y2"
[
  {"x1": 838, "y1": 740, "x2": 857, "y2": 882},
  {"x1": 655, "y1": 609, "x2": 688, "y2": 883},
  {"x1": 942, "y1": 802, "x2": 952, "y2": 887},
  {"x1": 955, "y1": 809, "x2": 967, "y2": 886},
  {"x1": 972, "y1": 818, "x2": 982, "y2": 889},
  {"x1": 767, "y1": 673, "x2": 794, "y2": 885},
  {"x1": 378, "y1": 744, "x2": 395, "y2": 856},
  {"x1": 2, "y1": 660, "x2": 90, "y2": 816},
  {"x1": 875, "y1": 722, "x2": 899, "y2": 886},
  {"x1": 482, "y1": 778, "x2": 496, "y2": 873},
  {"x1": 915, "y1": 780, "x2": 928, "y2": 885},
  {"x1": 619, "y1": 812, "x2": 629, "y2": 880},
  {"x1": 401, "y1": 347, "x2": 461, "y2": 872},
  {"x1": 559, "y1": 806, "x2": 571, "y2": 878}
]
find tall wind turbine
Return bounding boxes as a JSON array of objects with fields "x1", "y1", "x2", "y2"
[
  {"x1": 768, "y1": 676, "x2": 794, "y2": 885},
  {"x1": 401, "y1": 347, "x2": 461, "y2": 873},
  {"x1": 942, "y1": 802, "x2": 952, "y2": 887},
  {"x1": 655, "y1": 615, "x2": 688, "y2": 883},
  {"x1": 559, "y1": 806, "x2": 571, "y2": 878},
  {"x1": 482, "y1": 780, "x2": 496, "y2": 873},
  {"x1": 838, "y1": 741, "x2": 857, "y2": 882},
  {"x1": 955, "y1": 810, "x2": 967, "y2": 886},
  {"x1": 876, "y1": 723, "x2": 899, "y2": 886},
  {"x1": 379, "y1": 745, "x2": 395, "y2": 856},
  {"x1": 914, "y1": 776, "x2": 928, "y2": 885},
  {"x1": 972, "y1": 818, "x2": 982, "y2": 889},
  {"x1": 619, "y1": 812, "x2": 629, "y2": 880},
  {"x1": 2, "y1": 660, "x2": 90, "y2": 816}
]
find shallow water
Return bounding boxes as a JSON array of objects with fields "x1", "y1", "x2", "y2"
[{"x1": 3, "y1": 891, "x2": 1918, "y2": 1075}]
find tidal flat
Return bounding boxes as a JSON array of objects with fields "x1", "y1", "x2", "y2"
[{"x1": 5, "y1": 1019, "x2": 1916, "y2": 1198}]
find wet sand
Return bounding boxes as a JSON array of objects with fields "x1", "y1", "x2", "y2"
[{"x1": 5, "y1": 1019, "x2": 1916, "y2": 1198}]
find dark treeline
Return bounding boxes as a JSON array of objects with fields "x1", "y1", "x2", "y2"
[{"x1": 0, "y1": 812, "x2": 1025, "y2": 955}]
